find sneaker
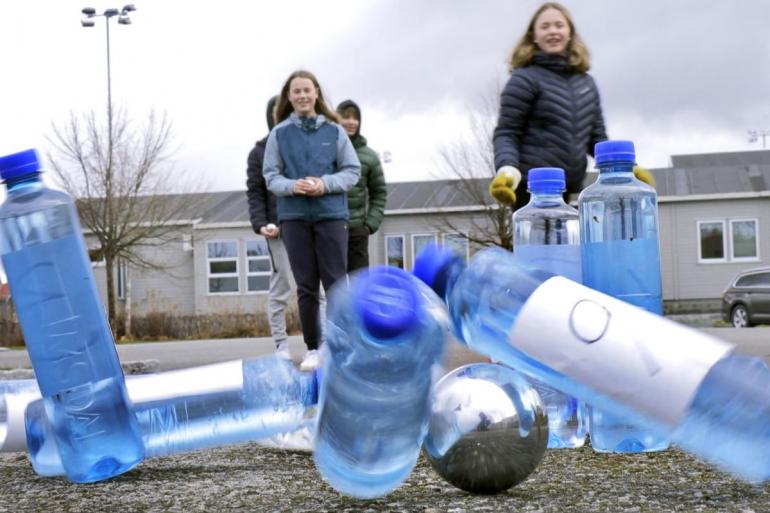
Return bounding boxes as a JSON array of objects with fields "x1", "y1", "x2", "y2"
[
  {"x1": 300, "y1": 349, "x2": 320, "y2": 371},
  {"x1": 275, "y1": 341, "x2": 291, "y2": 361}
]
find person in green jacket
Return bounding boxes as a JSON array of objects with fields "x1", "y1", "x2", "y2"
[{"x1": 336, "y1": 100, "x2": 388, "y2": 272}]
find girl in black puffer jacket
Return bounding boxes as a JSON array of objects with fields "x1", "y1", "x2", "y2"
[{"x1": 491, "y1": 2, "x2": 607, "y2": 210}]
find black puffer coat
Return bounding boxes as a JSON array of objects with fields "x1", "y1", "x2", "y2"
[{"x1": 493, "y1": 52, "x2": 607, "y2": 191}]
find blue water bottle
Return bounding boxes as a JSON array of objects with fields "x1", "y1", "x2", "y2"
[
  {"x1": 23, "y1": 356, "x2": 318, "y2": 477},
  {"x1": 314, "y1": 266, "x2": 446, "y2": 498},
  {"x1": 512, "y1": 167, "x2": 586, "y2": 449},
  {"x1": 414, "y1": 243, "x2": 770, "y2": 482},
  {"x1": 0, "y1": 149, "x2": 143, "y2": 482},
  {"x1": 578, "y1": 140, "x2": 668, "y2": 453}
]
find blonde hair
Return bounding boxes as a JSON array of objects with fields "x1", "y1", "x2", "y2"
[
  {"x1": 275, "y1": 70, "x2": 340, "y2": 124},
  {"x1": 508, "y1": 2, "x2": 591, "y2": 73}
]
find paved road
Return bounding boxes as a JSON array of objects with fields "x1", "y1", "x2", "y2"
[{"x1": 1, "y1": 326, "x2": 768, "y2": 372}]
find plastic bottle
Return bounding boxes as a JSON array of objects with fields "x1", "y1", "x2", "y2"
[
  {"x1": 578, "y1": 140, "x2": 668, "y2": 453},
  {"x1": 0, "y1": 380, "x2": 41, "y2": 452},
  {"x1": 314, "y1": 266, "x2": 446, "y2": 498},
  {"x1": 512, "y1": 167, "x2": 586, "y2": 449},
  {"x1": 0, "y1": 149, "x2": 143, "y2": 482},
  {"x1": 413, "y1": 242, "x2": 770, "y2": 483},
  {"x1": 23, "y1": 356, "x2": 318, "y2": 476}
]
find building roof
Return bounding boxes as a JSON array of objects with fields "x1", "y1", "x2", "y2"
[{"x1": 650, "y1": 149, "x2": 770, "y2": 197}]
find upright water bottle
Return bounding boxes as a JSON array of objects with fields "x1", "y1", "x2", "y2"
[
  {"x1": 0, "y1": 149, "x2": 143, "y2": 482},
  {"x1": 512, "y1": 167, "x2": 586, "y2": 449},
  {"x1": 578, "y1": 140, "x2": 668, "y2": 453},
  {"x1": 414, "y1": 243, "x2": 770, "y2": 483},
  {"x1": 0, "y1": 380, "x2": 41, "y2": 452},
  {"x1": 314, "y1": 266, "x2": 446, "y2": 498},
  {"x1": 23, "y1": 356, "x2": 318, "y2": 477}
]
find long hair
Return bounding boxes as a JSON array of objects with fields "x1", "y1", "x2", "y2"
[
  {"x1": 508, "y1": 2, "x2": 590, "y2": 73},
  {"x1": 275, "y1": 70, "x2": 340, "y2": 124}
]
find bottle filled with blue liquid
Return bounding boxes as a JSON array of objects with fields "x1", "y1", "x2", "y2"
[
  {"x1": 414, "y1": 242, "x2": 770, "y2": 483},
  {"x1": 23, "y1": 356, "x2": 318, "y2": 476},
  {"x1": 314, "y1": 266, "x2": 446, "y2": 498},
  {"x1": 0, "y1": 149, "x2": 143, "y2": 482},
  {"x1": 512, "y1": 167, "x2": 586, "y2": 449},
  {"x1": 578, "y1": 140, "x2": 668, "y2": 453}
]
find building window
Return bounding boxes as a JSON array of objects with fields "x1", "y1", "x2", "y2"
[
  {"x1": 385, "y1": 235, "x2": 405, "y2": 269},
  {"x1": 730, "y1": 219, "x2": 759, "y2": 260},
  {"x1": 697, "y1": 221, "x2": 726, "y2": 262},
  {"x1": 443, "y1": 233, "x2": 469, "y2": 262},
  {"x1": 411, "y1": 234, "x2": 436, "y2": 269},
  {"x1": 246, "y1": 239, "x2": 271, "y2": 293},
  {"x1": 207, "y1": 240, "x2": 239, "y2": 294}
]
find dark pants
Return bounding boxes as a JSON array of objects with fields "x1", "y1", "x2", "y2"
[
  {"x1": 280, "y1": 219, "x2": 348, "y2": 350},
  {"x1": 347, "y1": 225, "x2": 370, "y2": 273}
]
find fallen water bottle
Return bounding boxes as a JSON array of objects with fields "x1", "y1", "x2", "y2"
[
  {"x1": 24, "y1": 356, "x2": 318, "y2": 476},
  {"x1": 579, "y1": 140, "x2": 668, "y2": 453},
  {"x1": 413, "y1": 242, "x2": 770, "y2": 482},
  {"x1": 512, "y1": 167, "x2": 586, "y2": 449},
  {"x1": 0, "y1": 149, "x2": 143, "y2": 483},
  {"x1": 314, "y1": 266, "x2": 447, "y2": 498}
]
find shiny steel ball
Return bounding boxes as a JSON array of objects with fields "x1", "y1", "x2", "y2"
[{"x1": 423, "y1": 363, "x2": 548, "y2": 494}]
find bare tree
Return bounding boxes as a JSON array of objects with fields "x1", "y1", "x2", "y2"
[
  {"x1": 47, "y1": 107, "x2": 195, "y2": 331},
  {"x1": 433, "y1": 89, "x2": 513, "y2": 250}
]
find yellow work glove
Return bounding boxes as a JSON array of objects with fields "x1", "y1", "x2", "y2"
[
  {"x1": 633, "y1": 165, "x2": 656, "y2": 188},
  {"x1": 489, "y1": 166, "x2": 522, "y2": 206}
]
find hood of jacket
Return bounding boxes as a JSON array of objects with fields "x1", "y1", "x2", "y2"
[{"x1": 336, "y1": 99, "x2": 362, "y2": 138}]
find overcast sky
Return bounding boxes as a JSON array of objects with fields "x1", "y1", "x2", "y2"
[{"x1": 2, "y1": 0, "x2": 769, "y2": 193}]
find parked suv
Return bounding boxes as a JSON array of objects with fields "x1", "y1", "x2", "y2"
[{"x1": 721, "y1": 267, "x2": 770, "y2": 327}]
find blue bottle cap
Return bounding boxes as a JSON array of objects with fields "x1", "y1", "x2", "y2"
[
  {"x1": 528, "y1": 167, "x2": 565, "y2": 193},
  {"x1": 354, "y1": 266, "x2": 419, "y2": 340},
  {"x1": 413, "y1": 242, "x2": 460, "y2": 295},
  {"x1": 594, "y1": 140, "x2": 635, "y2": 166},
  {"x1": 0, "y1": 149, "x2": 41, "y2": 181}
]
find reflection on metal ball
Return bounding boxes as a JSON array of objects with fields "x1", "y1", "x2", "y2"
[{"x1": 423, "y1": 363, "x2": 548, "y2": 494}]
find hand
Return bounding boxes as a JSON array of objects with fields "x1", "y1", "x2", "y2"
[
  {"x1": 633, "y1": 165, "x2": 656, "y2": 188},
  {"x1": 260, "y1": 223, "x2": 279, "y2": 239},
  {"x1": 489, "y1": 166, "x2": 522, "y2": 206},
  {"x1": 303, "y1": 177, "x2": 326, "y2": 197}
]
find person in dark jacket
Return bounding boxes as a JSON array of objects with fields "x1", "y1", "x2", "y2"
[
  {"x1": 245, "y1": 95, "x2": 294, "y2": 360},
  {"x1": 335, "y1": 100, "x2": 387, "y2": 272},
  {"x1": 263, "y1": 70, "x2": 361, "y2": 371},
  {"x1": 491, "y1": 2, "x2": 606, "y2": 210}
]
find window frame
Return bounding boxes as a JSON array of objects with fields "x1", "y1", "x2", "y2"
[
  {"x1": 411, "y1": 233, "x2": 437, "y2": 270},
  {"x1": 729, "y1": 218, "x2": 760, "y2": 262},
  {"x1": 245, "y1": 238, "x2": 272, "y2": 295},
  {"x1": 385, "y1": 234, "x2": 406, "y2": 269},
  {"x1": 443, "y1": 232, "x2": 470, "y2": 263},
  {"x1": 206, "y1": 239, "x2": 240, "y2": 295},
  {"x1": 696, "y1": 220, "x2": 727, "y2": 264}
]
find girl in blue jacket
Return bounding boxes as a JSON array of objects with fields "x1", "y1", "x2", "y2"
[{"x1": 263, "y1": 70, "x2": 361, "y2": 371}]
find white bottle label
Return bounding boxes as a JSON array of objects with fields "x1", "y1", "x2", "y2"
[{"x1": 510, "y1": 276, "x2": 734, "y2": 427}]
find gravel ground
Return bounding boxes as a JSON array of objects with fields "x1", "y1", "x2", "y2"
[{"x1": 1, "y1": 444, "x2": 769, "y2": 513}]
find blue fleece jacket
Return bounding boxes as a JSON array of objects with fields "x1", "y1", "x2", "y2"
[{"x1": 263, "y1": 113, "x2": 361, "y2": 222}]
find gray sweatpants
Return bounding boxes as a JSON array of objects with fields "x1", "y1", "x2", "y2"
[{"x1": 267, "y1": 236, "x2": 293, "y2": 346}]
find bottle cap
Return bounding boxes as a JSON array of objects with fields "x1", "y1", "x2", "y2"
[
  {"x1": 0, "y1": 149, "x2": 41, "y2": 181},
  {"x1": 412, "y1": 242, "x2": 461, "y2": 298},
  {"x1": 594, "y1": 140, "x2": 635, "y2": 166},
  {"x1": 354, "y1": 266, "x2": 419, "y2": 340},
  {"x1": 527, "y1": 167, "x2": 565, "y2": 193}
]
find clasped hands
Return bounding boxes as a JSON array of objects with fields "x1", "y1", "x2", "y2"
[{"x1": 293, "y1": 177, "x2": 325, "y2": 196}]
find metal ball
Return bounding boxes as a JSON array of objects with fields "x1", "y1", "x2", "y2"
[{"x1": 423, "y1": 363, "x2": 548, "y2": 494}]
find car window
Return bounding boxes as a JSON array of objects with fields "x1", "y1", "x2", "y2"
[{"x1": 735, "y1": 272, "x2": 770, "y2": 287}]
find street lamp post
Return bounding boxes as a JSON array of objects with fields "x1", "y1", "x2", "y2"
[{"x1": 80, "y1": 5, "x2": 136, "y2": 156}]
